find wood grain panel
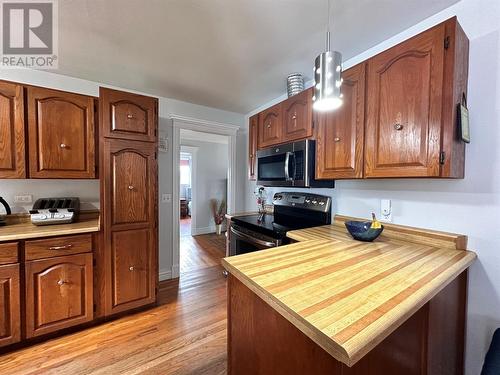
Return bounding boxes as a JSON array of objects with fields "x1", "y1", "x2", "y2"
[
  {"x1": 257, "y1": 103, "x2": 282, "y2": 149},
  {"x1": 0, "y1": 264, "x2": 20, "y2": 347},
  {"x1": 27, "y1": 86, "x2": 96, "y2": 178},
  {"x1": 25, "y1": 253, "x2": 93, "y2": 338},
  {"x1": 24, "y1": 234, "x2": 92, "y2": 261},
  {"x1": 109, "y1": 228, "x2": 155, "y2": 314},
  {"x1": 222, "y1": 218, "x2": 476, "y2": 366},
  {"x1": 365, "y1": 22, "x2": 445, "y2": 177},
  {"x1": 0, "y1": 243, "x2": 18, "y2": 265},
  {"x1": 248, "y1": 114, "x2": 258, "y2": 180},
  {"x1": 282, "y1": 88, "x2": 313, "y2": 142},
  {"x1": 99, "y1": 87, "x2": 157, "y2": 142},
  {"x1": 315, "y1": 64, "x2": 365, "y2": 179},
  {"x1": 0, "y1": 81, "x2": 25, "y2": 178},
  {"x1": 111, "y1": 149, "x2": 148, "y2": 224}
]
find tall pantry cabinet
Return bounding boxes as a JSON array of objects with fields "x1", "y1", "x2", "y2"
[{"x1": 99, "y1": 88, "x2": 159, "y2": 316}]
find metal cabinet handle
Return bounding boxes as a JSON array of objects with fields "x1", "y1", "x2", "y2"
[
  {"x1": 57, "y1": 280, "x2": 68, "y2": 286},
  {"x1": 60, "y1": 143, "x2": 67, "y2": 148},
  {"x1": 128, "y1": 185, "x2": 134, "y2": 190},
  {"x1": 334, "y1": 137, "x2": 341, "y2": 142},
  {"x1": 127, "y1": 114, "x2": 134, "y2": 119},
  {"x1": 394, "y1": 123, "x2": 403, "y2": 131},
  {"x1": 49, "y1": 244, "x2": 73, "y2": 250},
  {"x1": 129, "y1": 266, "x2": 134, "y2": 271}
]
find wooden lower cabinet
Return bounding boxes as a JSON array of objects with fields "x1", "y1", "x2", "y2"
[
  {"x1": 25, "y1": 253, "x2": 93, "y2": 338},
  {"x1": 0, "y1": 264, "x2": 21, "y2": 347},
  {"x1": 107, "y1": 228, "x2": 155, "y2": 315}
]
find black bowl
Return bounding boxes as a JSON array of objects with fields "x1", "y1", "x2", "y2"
[{"x1": 345, "y1": 221, "x2": 384, "y2": 242}]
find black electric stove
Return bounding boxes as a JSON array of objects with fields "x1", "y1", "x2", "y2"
[{"x1": 229, "y1": 192, "x2": 332, "y2": 256}]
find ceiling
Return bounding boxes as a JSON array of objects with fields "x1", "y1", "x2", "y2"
[{"x1": 57, "y1": 0, "x2": 459, "y2": 113}]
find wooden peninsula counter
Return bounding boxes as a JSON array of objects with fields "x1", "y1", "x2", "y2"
[{"x1": 222, "y1": 215, "x2": 476, "y2": 374}]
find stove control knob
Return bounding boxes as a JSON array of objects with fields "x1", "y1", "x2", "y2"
[
  {"x1": 312, "y1": 200, "x2": 317, "y2": 205},
  {"x1": 305, "y1": 199, "x2": 311, "y2": 203},
  {"x1": 319, "y1": 201, "x2": 325, "y2": 206}
]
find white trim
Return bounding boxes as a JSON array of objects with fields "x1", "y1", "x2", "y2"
[
  {"x1": 171, "y1": 115, "x2": 239, "y2": 279},
  {"x1": 159, "y1": 269, "x2": 172, "y2": 281}
]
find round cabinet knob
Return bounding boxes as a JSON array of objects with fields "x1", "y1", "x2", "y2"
[
  {"x1": 129, "y1": 266, "x2": 134, "y2": 271},
  {"x1": 128, "y1": 185, "x2": 134, "y2": 190},
  {"x1": 60, "y1": 143, "x2": 67, "y2": 148},
  {"x1": 267, "y1": 123, "x2": 272, "y2": 129},
  {"x1": 292, "y1": 114, "x2": 297, "y2": 120},
  {"x1": 394, "y1": 123, "x2": 404, "y2": 131},
  {"x1": 57, "y1": 280, "x2": 66, "y2": 286},
  {"x1": 334, "y1": 137, "x2": 341, "y2": 142},
  {"x1": 127, "y1": 114, "x2": 134, "y2": 119}
]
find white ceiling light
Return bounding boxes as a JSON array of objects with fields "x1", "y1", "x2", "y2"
[{"x1": 313, "y1": 0, "x2": 343, "y2": 112}]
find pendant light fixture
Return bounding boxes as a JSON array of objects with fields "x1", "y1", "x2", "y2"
[{"x1": 313, "y1": 0, "x2": 343, "y2": 111}]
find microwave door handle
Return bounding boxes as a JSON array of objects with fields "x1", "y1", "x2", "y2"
[{"x1": 285, "y1": 152, "x2": 293, "y2": 181}]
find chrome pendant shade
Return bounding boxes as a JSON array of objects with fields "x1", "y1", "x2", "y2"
[{"x1": 313, "y1": 0, "x2": 343, "y2": 112}]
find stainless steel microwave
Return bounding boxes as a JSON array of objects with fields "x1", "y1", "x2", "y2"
[{"x1": 256, "y1": 140, "x2": 334, "y2": 188}]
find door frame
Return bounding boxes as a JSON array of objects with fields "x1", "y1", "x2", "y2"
[{"x1": 171, "y1": 114, "x2": 239, "y2": 278}]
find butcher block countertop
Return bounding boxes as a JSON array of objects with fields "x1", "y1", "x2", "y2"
[
  {"x1": 221, "y1": 215, "x2": 477, "y2": 367},
  {"x1": 0, "y1": 213, "x2": 100, "y2": 242}
]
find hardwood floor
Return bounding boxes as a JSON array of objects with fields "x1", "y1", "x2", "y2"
[
  {"x1": 180, "y1": 218, "x2": 226, "y2": 274},
  {"x1": 0, "y1": 233, "x2": 228, "y2": 375}
]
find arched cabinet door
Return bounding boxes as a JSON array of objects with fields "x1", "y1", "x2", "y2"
[
  {"x1": 0, "y1": 81, "x2": 25, "y2": 178},
  {"x1": 27, "y1": 87, "x2": 96, "y2": 178},
  {"x1": 282, "y1": 88, "x2": 313, "y2": 142},
  {"x1": 364, "y1": 23, "x2": 445, "y2": 177},
  {"x1": 100, "y1": 87, "x2": 158, "y2": 142},
  {"x1": 258, "y1": 103, "x2": 282, "y2": 149},
  {"x1": 25, "y1": 253, "x2": 93, "y2": 338}
]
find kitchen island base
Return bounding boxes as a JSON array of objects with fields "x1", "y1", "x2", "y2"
[{"x1": 227, "y1": 272, "x2": 467, "y2": 375}]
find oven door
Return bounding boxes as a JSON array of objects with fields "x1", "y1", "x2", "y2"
[
  {"x1": 257, "y1": 143, "x2": 294, "y2": 187},
  {"x1": 229, "y1": 224, "x2": 282, "y2": 256}
]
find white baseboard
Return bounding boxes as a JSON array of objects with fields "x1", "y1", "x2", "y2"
[
  {"x1": 159, "y1": 268, "x2": 172, "y2": 281},
  {"x1": 171, "y1": 264, "x2": 180, "y2": 278},
  {"x1": 191, "y1": 225, "x2": 226, "y2": 236}
]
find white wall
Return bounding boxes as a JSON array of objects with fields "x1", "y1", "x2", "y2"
[
  {"x1": 0, "y1": 68, "x2": 246, "y2": 283},
  {"x1": 244, "y1": 1, "x2": 500, "y2": 373},
  {"x1": 181, "y1": 139, "x2": 228, "y2": 234}
]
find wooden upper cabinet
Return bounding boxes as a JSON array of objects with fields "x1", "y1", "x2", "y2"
[
  {"x1": 316, "y1": 64, "x2": 366, "y2": 179},
  {"x1": 0, "y1": 81, "x2": 25, "y2": 178},
  {"x1": 25, "y1": 253, "x2": 93, "y2": 338},
  {"x1": 282, "y1": 88, "x2": 313, "y2": 142},
  {"x1": 258, "y1": 103, "x2": 282, "y2": 149},
  {"x1": 100, "y1": 87, "x2": 158, "y2": 142},
  {"x1": 27, "y1": 87, "x2": 96, "y2": 178},
  {"x1": 365, "y1": 21, "x2": 447, "y2": 178},
  {"x1": 248, "y1": 114, "x2": 258, "y2": 180},
  {"x1": 0, "y1": 264, "x2": 21, "y2": 347}
]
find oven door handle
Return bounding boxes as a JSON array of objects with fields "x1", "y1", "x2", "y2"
[
  {"x1": 284, "y1": 151, "x2": 294, "y2": 181},
  {"x1": 230, "y1": 226, "x2": 278, "y2": 248}
]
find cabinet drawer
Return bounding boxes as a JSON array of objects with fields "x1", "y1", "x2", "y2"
[
  {"x1": 0, "y1": 242, "x2": 19, "y2": 265},
  {"x1": 25, "y1": 234, "x2": 92, "y2": 260}
]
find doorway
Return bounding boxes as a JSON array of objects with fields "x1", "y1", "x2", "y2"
[{"x1": 172, "y1": 116, "x2": 238, "y2": 278}]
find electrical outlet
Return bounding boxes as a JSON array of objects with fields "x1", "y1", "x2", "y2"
[
  {"x1": 161, "y1": 193, "x2": 172, "y2": 203},
  {"x1": 14, "y1": 194, "x2": 33, "y2": 204},
  {"x1": 380, "y1": 199, "x2": 392, "y2": 222}
]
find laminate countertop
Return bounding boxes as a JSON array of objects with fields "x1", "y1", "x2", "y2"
[
  {"x1": 0, "y1": 216, "x2": 100, "y2": 242},
  {"x1": 221, "y1": 215, "x2": 477, "y2": 366}
]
